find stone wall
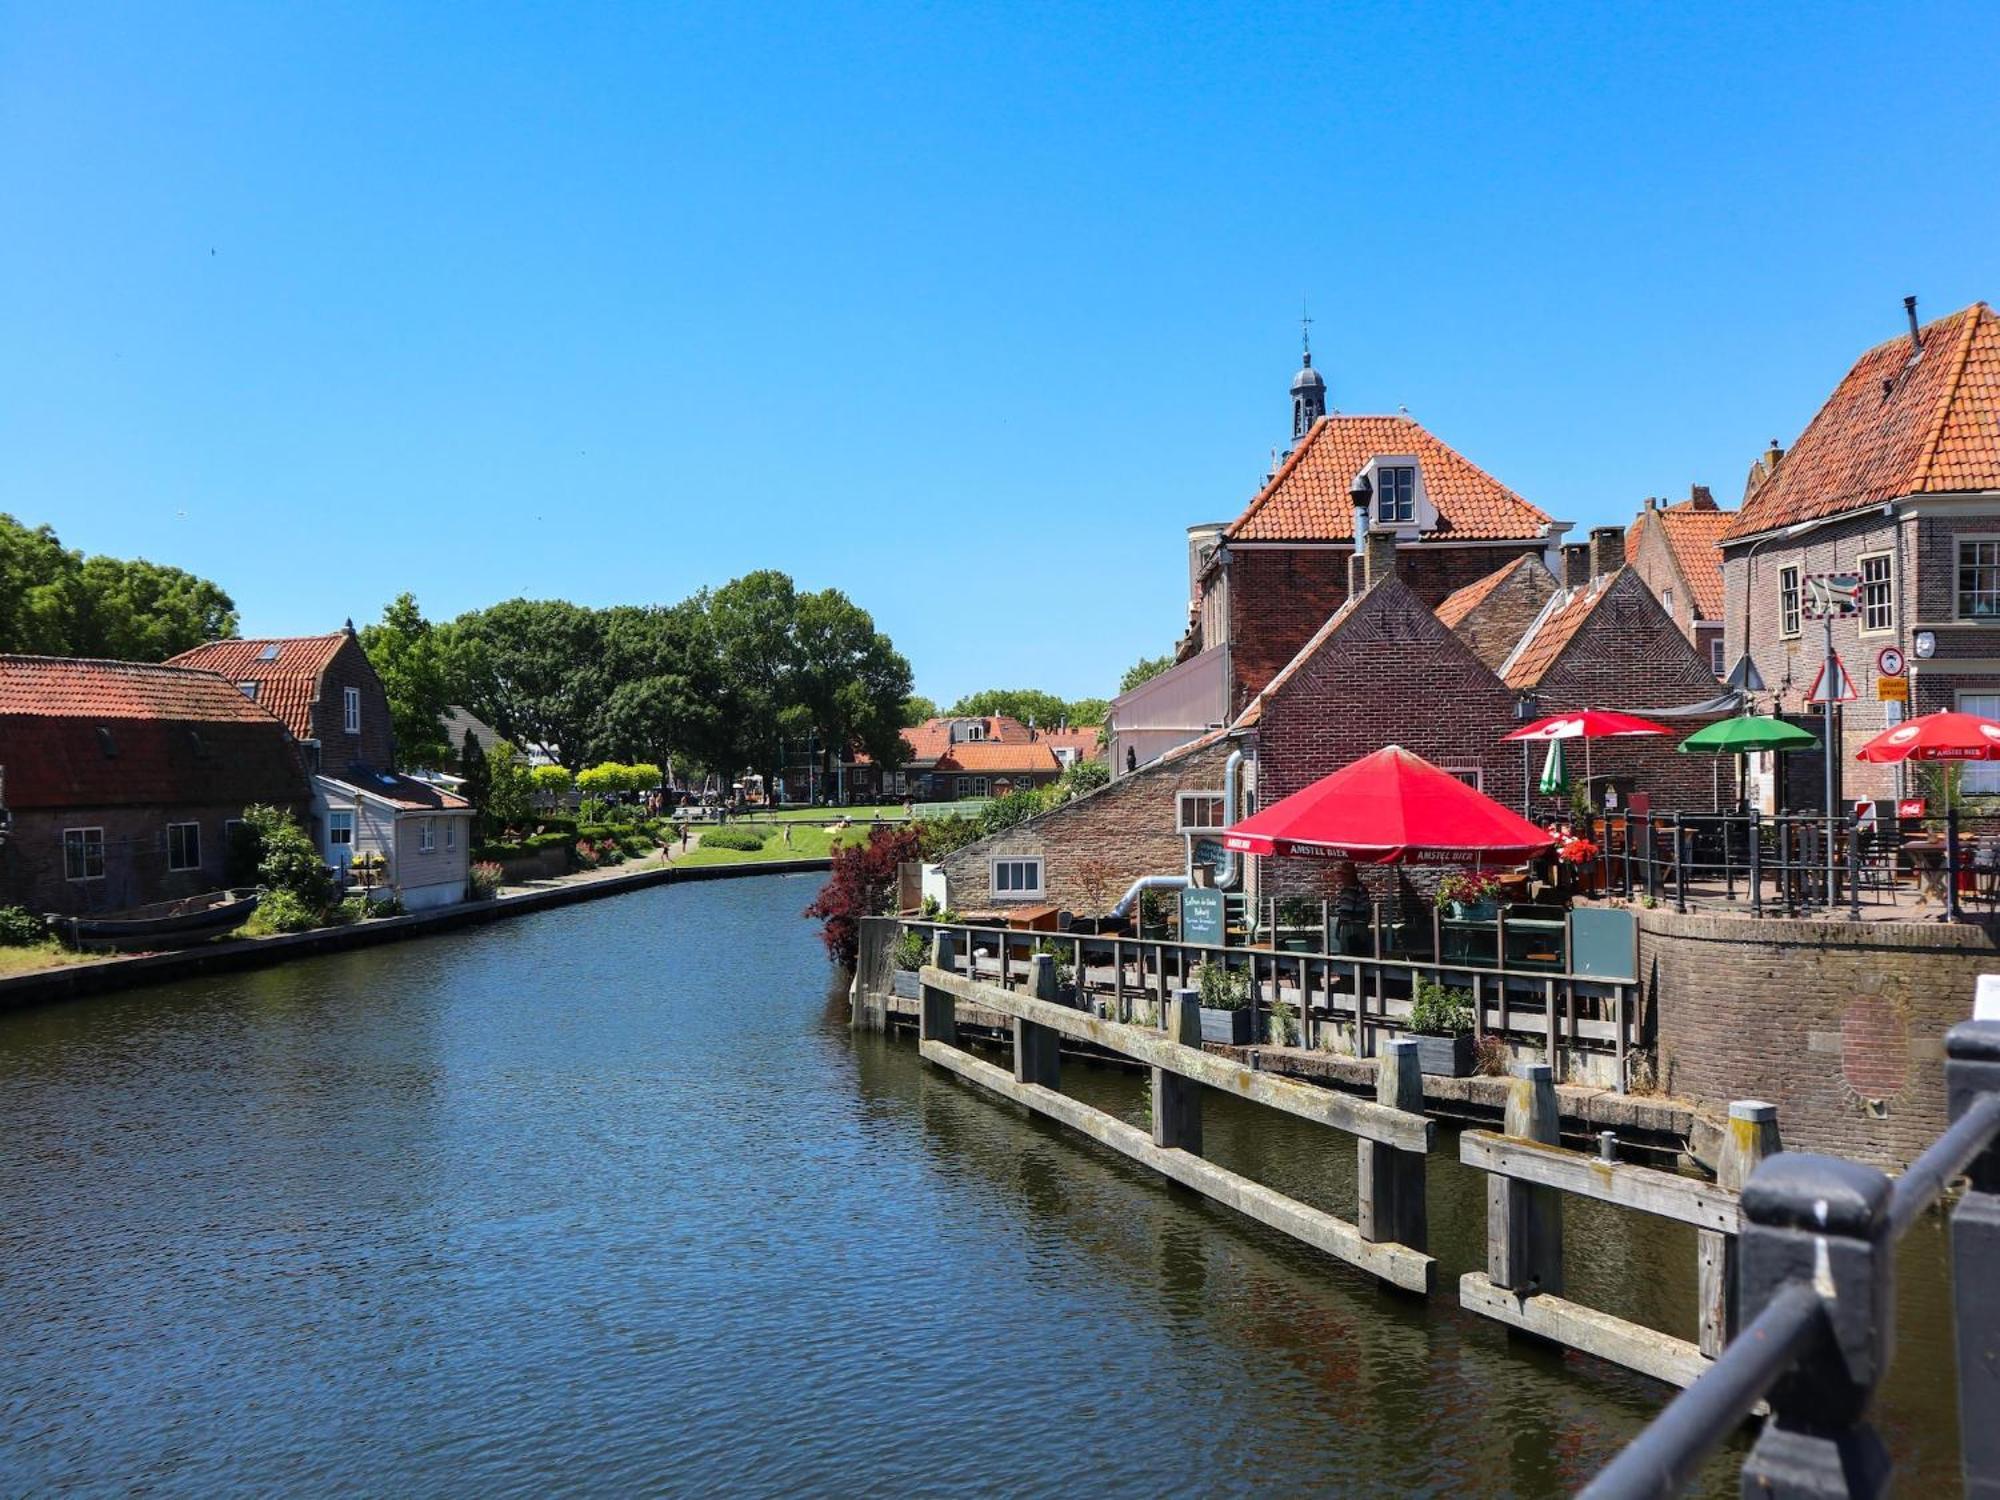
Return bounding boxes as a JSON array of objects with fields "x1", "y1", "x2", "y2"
[{"x1": 1641, "y1": 906, "x2": 1996, "y2": 1168}]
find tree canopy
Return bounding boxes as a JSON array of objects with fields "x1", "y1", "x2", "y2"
[
  {"x1": 0, "y1": 513, "x2": 237, "y2": 659},
  {"x1": 1120, "y1": 654, "x2": 1175, "y2": 694},
  {"x1": 358, "y1": 594, "x2": 457, "y2": 769},
  {"x1": 943, "y1": 687, "x2": 1107, "y2": 729}
]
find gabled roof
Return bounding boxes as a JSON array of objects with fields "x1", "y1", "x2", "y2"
[
  {"x1": 0, "y1": 656, "x2": 290, "y2": 723},
  {"x1": 1436, "y1": 554, "x2": 1539, "y2": 630},
  {"x1": 319, "y1": 768, "x2": 471, "y2": 812},
  {"x1": 1223, "y1": 414, "x2": 1552, "y2": 543},
  {"x1": 1229, "y1": 594, "x2": 1364, "y2": 730},
  {"x1": 933, "y1": 740, "x2": 1061, "y2": 776},
  {"x1": 1631, "y1": 493, "x2": 1733, "y2": 620},
  {"x1": 1034, "y1": 726, "x2": 1103, "y2": 760},
  {"x1": 885, "y1": 715, "x2": 1034, "y2": 765},
  {"x1": 165, "y1": 633, "x2": 349, "y2": 740},
  {"x1": 1724, "y1": 302, "x2": 2000, "y2": 541},
  {"x1": 1501, "y1": 575, "x2": 1617, "y2": 689}
]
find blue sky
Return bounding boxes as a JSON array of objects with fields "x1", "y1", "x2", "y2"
[{"x1": 5, "y1": 3, "x2": 1997, "y2": 707}]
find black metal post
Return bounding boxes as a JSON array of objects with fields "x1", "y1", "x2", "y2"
[
  {"x1": 1673, "y1": 813, "x2": 1687, "y2": 914},
  {"x1": 1724, "y1": 812, "x2": 1735, "y2": 902},
  {"x1": 1736, "y1": 1152, "x2": 1895, "y2": 1497},
  {"x1": 1644, "y1": 811, "x2": 1659, "y2": 902},
  {"x1": 1848, "y1": 813, "x2": 1862, "y2": 920},
  {"x1": 1946, "y1": 1020, "x2": 2000, "y2": 1496},
  {"x1": 1947, "y1": 805, "x2": 1964, "y2": 925},
  {"x1": 1750, "y1": 808, "x2": 1763, "y2": 919}
]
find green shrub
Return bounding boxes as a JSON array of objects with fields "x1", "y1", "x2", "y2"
[
  {"x1": 978, "y1": 788, "x2": 1052, "y2": 836},
  {"x1": 891, "y1": 928, "x2": 927, "y2": 972},
  {"x1": 241, "y1": 804, "x2": 334, "y2": 907},
  {"x1": 576, "y1": 823, "x2": 615, "y2": 841},
  {"x1": 253, "y1": 889, "x2": 322, "y2": 934},
  {"x1": 700, "y1": 827, "x2": 768, "y2": 852},
  {"x1": 334, "y1": 896, "x2": 372, "y2": 924},
  {"x1": 468, "y1": 862, "x2": 504, "y2": 901},
  {"x1": 1194, "y1": 960, "x2": 1249, "y2": 1011},
  {"x1": 0, "y1": 906, "x2": 44, "y2": 946},
  {"x1": 1410, "y1": 977, "x2": 1474, "y2": 1036},
  {"x1": 365, "y1": 893, "x2": 404, "y2": 919}
]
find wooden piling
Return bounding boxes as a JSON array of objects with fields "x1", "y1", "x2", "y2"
[
  {"x1": 1359, "y1": 1038, "x2": 1428, "y2": 1253},
  {"x1": 1489, "y1": 1062, "x2": 1562, "y2": 1296},
  {"x1": 1697, "y1": 1099, "x2": 1780, "y2": 1357},
  {"x1": 1015, "y1": 954, "x2": 1062, "y2": 1089},
  {"x1": 1153, "y1": 987, "x2": 1203, "y2": 1154},
  {"x1": 922, "y1": 930, "x2": 959, "y2": 1047}
]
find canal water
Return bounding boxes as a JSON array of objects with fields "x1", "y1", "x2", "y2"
[{"x1": 0, "y1": 875, "x2": 1961, "y2": 1496}]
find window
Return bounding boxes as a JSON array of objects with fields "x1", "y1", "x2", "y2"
[
  {"x1": 991, "y1": 857, "x2": 1045, "y2": 899},
  {"x1": 257, "y1": 643, "x2": 281, "y2": 661},
  {"x1": 1860, "y1": 552, "x2": 1894, "y2": 633},
  {"x1": 1710, "y1": 637, "x2": 1726, "y2": 677},
  {"x1": 1661, "y1": 586, "x2": 1674, "y2": 617},
  {"x1": 1377, "y1": 465, "x2": 1416, "y2": 524},
  {"x1": 167, "y1": 822, "x2": 201, "y2": 871},
  {"x1": 955, "y1": 776, "x2": 972, "y2": 797},
  {"x1": 1177, "y1": 791, "x2": 1227, "y2": 832},
  {"x1": 973, "y1": 777, "x2": 988, "y2": 797},
  {"x1": 236, "y1": 681, "x2": 259, "y2": 701},
  {"x1": 419, "y1": 818, "x2": 435, "y2": 853},
  {"x1": 445, "y1": 819, "x2": 456, "y2": 853},
  {"x1": 1959, "y1": 540, "x2": 2000, "y2": 619},
  {"x1": 327, "y1": 810, "x2": 355, "y2": 855},
  {"x1": 1778, "y1": 566, "x2": 1801, "y2": 638},
  {"x1": 1443, "y1": 768, "x2": 1483, "y2": 791},
  {"x1": 1964, "y1": 694, "x2": 2000, "y2": 794},
  {"x1": 63, "y1": 827, "x2": 105, "y2": 881},
  {"x1": 343, "y1": 686, "x2": 361, "y2": 734}
]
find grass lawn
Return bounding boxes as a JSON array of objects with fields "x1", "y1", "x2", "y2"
[
  {"x1": 0, "y1": 941, "x2": 115, "y2": 979},
  {"x1": 755, "y1": 804, "x2": 907, "y2": 823},
  {"x1": 674, "y1": 821, "x2": 871, "y2": 866}
]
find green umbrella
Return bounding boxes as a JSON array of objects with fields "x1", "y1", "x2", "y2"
[
  {"x1": 1677, "y1": 715, "x2": 1819, "y2": 755},
  {"x1": 1538, "y1": 737, "x2": 1568, "y2": 796}
]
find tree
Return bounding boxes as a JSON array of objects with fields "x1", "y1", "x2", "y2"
[
  {"x1": 485, "y1": 741, "x2": 537, "y2": 829},
  {"x1": 359, "y1": 594, "x2": 457, "y2": 769},
  {"x1": 792, "y1": 587, "x2": 913, "y2": 787},
  {"x1": 459, "y1": 730, "x2": 491, "y2": 817},
  {"x1": 1065, "y1": 696, "x2": 1111, "y2": 727},
  {"x1": 902, "y1": 694, "x2": 938, "y2": 726},
  {"x1": 1054, "y1": 758, "x2": 1110, "y2": 801},
  {"x1": 530, "y1": 765, "x2": 575, "y2": 799},
  {"x1": 803, "y1": 824, "x2": 922, "y2": 968},
  {"x1": 589, "y1": 602, "x2": 731, "y2": 777},
  {"x1": 709, "y1": 571, "x2": 800, "y2": 790},
  {"x1": 0, "y1": 514, "x2": 84, "y2": 654},
  {"x1": 946, "y1": 688, "x2": 1070, "y2": 728},
  {"x1": 1120, "y1": 654, "x2": 1174, "y2": 693},
  {"x1": 449, "y1": 600, "x2": 607, "y2": 769},
  {"x1": 0, "y1": 513, "x2": 237, "y2": 659}
]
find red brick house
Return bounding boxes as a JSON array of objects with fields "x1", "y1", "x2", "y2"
[
  {"x1": 841, "y1": 715, "x2": 1072, "y2": 802},
  {"x1": 1626, "y1": 487, "x2": 1733, "y2": 678},
  {"x1": 1434, "y1": 553, "x2": 1559, "y2": 672},
  {"x1": 1720, "y1": 299, "x2": 2000, "y2": 804},
  {"x1": 168, "y1": 627, "x2": 473, "y2": 909},
  {"x1": 0, "y1": 656, "x2": 312, "y2": 916}
]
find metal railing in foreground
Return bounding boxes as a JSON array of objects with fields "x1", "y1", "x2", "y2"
[{"x1": 1581, "y1": 1018, "x2": 2000, "y2": 1498}]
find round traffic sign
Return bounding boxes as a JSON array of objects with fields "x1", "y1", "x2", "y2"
[{"x1": 1876, "y1": 646, "x2": 1906, "y2": 677}]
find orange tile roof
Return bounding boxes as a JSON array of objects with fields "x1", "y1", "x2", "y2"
[
  {"x1": 1502, "y1": 577, "x2": 1615, "y2": 689},
  {"x1": 1435, "y1": 554, "x2": 1536, "y2": 630},
  {"x1": 1223, "y1": 414, "x2": 1552, "y2": 543},
  {"x1": 0, "y1": 655, "x2": 289, "y2": 723},
  {"x1": 165, "y1": 634, "x2": 348, "y2": 741},
  {"x1": 933, "y1": 740, "x2": 1061, "y2": 776},
  {"x1": 856, "y1": 715, "x2": 1034, "y2": 766},
  {"x1": 1725, "y1": 302, "x2": 2000, "y2": 540},
  {"x1": 1035, "y1": 726, "x2": 1103, "y2": 759},
  {"x1": 1653, "y1": 504, "x2": 1734, "y2": 620}
]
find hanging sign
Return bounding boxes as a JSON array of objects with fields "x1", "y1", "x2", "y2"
[
  {"x1": 1898, "y1": 798, "x2": 1928, "y2": 819},
  {"x1": 1877, "y1": 674, "x2": 1909, "y2": 702},
  {"x1": 1807, "y1": 652, "x2": 1858, "y2": 703},
  {"x1": 1804, "y1": 571, "x2": 1863, "y2": 618},
  {"x1": 1179, "y1": 887, "x2": 1226, "y2": 947},
  {"x1": 1875, "y1": 646, "x2": 1906, "y2": 678}
]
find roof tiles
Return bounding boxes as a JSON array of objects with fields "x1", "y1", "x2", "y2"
[{"x1": 165, "y1": 635, "x2": 348, "y2": 741}]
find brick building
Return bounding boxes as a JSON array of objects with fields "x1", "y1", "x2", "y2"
[
  {"x1": 1434, "y1": 553, "x2": 1559, "y2": 672},
  {"x1": 842, "y1": 715, "x2": 1087, "y2": 802},
  {"x1": 1625, "y1": 486, "x2": 1733, "y2": 678},
  {"x1": 0, "y1": 656, "x2": 312, "y2": 916},
  {"x1": 1719, "y1": 299, "x2": 2000, "y2": 805}
]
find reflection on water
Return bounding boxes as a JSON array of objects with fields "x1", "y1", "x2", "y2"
[{"x1": 0, "y1": 875, "x2": 1960, "y2": 1496}]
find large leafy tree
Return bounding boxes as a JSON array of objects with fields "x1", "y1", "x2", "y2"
[
  {"x1": 449, "y1": 599, "x2": 607, "y2": 769},
  {"x1": 590, "y1": 601, "x2": 733, "y2": 777},
  {"x1": 1120, "y1": 654, "x2": 1174, "y2": 693},
  {"x1": 358, "y1": 593, "x2": 457, "y2": 769},
  {"x1": 0, "y1": 513, "x2": 237, "y2": 659},
  {"x1": 708, "y1": 570, "x2": 801, "y2": 789},
  {"x1": 791, "y1": 587, "x2": 913, "y2": 784},
  {"x1": 945, "y1": 688, "x2": 1071, "y2": 729}
]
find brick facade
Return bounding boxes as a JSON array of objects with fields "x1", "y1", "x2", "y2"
[
  {"x1": 311, "y1": 635, "x2": 397, "y2": 772},
  {"x1": 1, "y1": 800, "x2": 308, "y2": 916},
  {"x1": 1443, "y1": 556, "x2": 1558, "y2": 672}
]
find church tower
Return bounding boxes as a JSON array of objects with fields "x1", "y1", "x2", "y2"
[{"x1": 1289, "y1": 314, "x2": 1326, "y2": 445}]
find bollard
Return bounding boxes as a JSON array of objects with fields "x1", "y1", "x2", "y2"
[
  {"x1": 1014, "y1": 954, "x2": 1061, "y2": 1089},
  {"x1": 1736, "y1": 1152, "x2": 1895, "y2": 1496},
  {"x1": 1153, "y1": 988, "x2": 1203, "y2": 1154},
  {"x1": 1489, "y1": 1062, "x2": 1562, "y2": 1296},
  {"x1": 1698, "y1": 1099, "x2": 1781, "y2": 1359},
  {"x1": 921, "y1": 929, "x2": 959, "y2": 1047},
  {"x1": 1597, "y1": 1130, "x2": 1617, "y2": 1162},
  {"x1": 1359, "y1": 1038, "x2": 1427, "y2": 1253},
  {"x1": 1946, "y1": 1021, "x2": 2000, "y2": 1493}
]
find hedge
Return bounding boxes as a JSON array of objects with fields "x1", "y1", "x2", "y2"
[{"x1": 699, "y1": 827, "x2": 767, "y2": 852}]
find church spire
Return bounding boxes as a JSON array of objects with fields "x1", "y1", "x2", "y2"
[{"x1": 1289, "y1": 301, "x2": 1326, "y2": 445}]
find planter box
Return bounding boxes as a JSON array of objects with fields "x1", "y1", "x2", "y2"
[
  {"x1": 1200, "y1": 1006, "x2": 1254, "y2": 1046},
  {"x1": 891, "y1": 970, "x2": 921, "y2": 1000},
  {"x1": 1412, "y1": 1031, "x2": 1476, "y2": 1077}
]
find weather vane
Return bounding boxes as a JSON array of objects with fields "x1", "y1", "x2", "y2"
[{"x1": 1301, "y1": 297, "x2": 1312, "y2": 357}]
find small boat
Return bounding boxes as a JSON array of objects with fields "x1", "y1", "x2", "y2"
[{"x1": 47, "y1": 889, "x2": 262, "y2": 952}]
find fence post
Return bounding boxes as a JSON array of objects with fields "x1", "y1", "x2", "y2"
[
  {"x1": 921, "y1": 930, "x2": 959, "y2": 1047},
  {"x1": 1735, "y1": 1152, "x2": 1894, "y2": 1497},
  {"x1": 1154, "y1": 988, "x2": 1204, "y2": 1153},
  {"x1": 1698, "y1": 1099, "x2": 1781, "y2": 1359},
  {"x1": 1359, "y1": 1038, "x2": 1428, "y2": 1255},
  {"x1": 1489, "y1": 1062, "x2": 1562, "y2": 1297},
  {"x1": 1946, "y1": 1020, "x2": 2000, "y2": 1494},
  {"x1": 1015, "y1": 954, "x2": 1062, "y2": 1089},
  {"x1": 1947, "y1": 805, "x2": 1964, "y2": 924},
  {"x1": 1848, "y1": 812, "x2": 1863, "y2": 920},
  {"x1": 1673, "y1": 813, "x2": 1687, "y2": 913},
  {"x1": 1750, "y1": 807, "x2": 1763, "y2": 919}
]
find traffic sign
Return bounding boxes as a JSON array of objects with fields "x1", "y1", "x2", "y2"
[
  {"x1": 1808, "y1": 652, "x2": 1858, "y2": 703},
  {"x1": 1804, "y1": 571, "x2": 1863, "y2": 618},
  {"x1": 1877, "y1": 674, "x2": 1909, "y2": 702},
  {"x1": 1875, "y1": 645, "x2": 1906, "y2": 677}
]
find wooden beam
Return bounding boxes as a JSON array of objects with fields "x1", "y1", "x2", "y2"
[
  {"x1": 1460, "y1": 1272, "x2": 1712, "y2": 1389},
  {"x1": 1460, "y1": 1130, "x2": 1740, "y2": 1234},
  {"x1": 920, "y1": 965, "x2": 1431, "y2": 1150},
  {"x1": 922, "y1": 1037, "x2": 1434, "y2": 1294}
]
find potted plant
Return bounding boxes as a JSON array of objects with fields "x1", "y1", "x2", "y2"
[
  {"x1": 890, "y1": 927, "x2": 926, "y2": 999},
  {"x1": 1408, "y1": 976, "x2": 1476, "y2": 1076},
  {"x1": 1138, "y1": 887, "x2": 1171, "y2": 941},
  {"x1": 1193, "y1": 960, "x2": 1254, "y2": 1046},
  {"x1": 1274, "y1": 895, "x2": 1320, "y2": 953},
  {"x1": 1435, "y1": 870, "x2": 1501, "y2": 922}
]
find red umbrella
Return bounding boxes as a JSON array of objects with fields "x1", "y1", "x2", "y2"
[
  {"x1": 1222, "y1": 745, "x2": 1556, "y2": 866},
  {"x1": 1855, "y1": 711, "x2": 2000, "y2": 763},
  {"x1": 1502, "y1": 708, "x2": 1670, "y2": 793}
]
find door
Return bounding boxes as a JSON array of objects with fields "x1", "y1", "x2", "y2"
[{"x1": 327, "y1": 809, "x2": 356, "y2": 877}]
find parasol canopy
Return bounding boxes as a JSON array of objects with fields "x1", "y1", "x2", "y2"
[
  {"x1": 1677, "y1": 715, "x2": 1820, "y2": 755},
  {"x1": 1222, "y1": 745, "x2": 1556, "y2": 866},
  {"x1": 1538, "y1": 739, "x2": 1569, "y2": 795},
  {"x1": 1503, "y1": 709, "x2": 1672, "y2": 743},
  {"x1": 1854, "y1": 711, "x2": 2000, "y2": 764}
]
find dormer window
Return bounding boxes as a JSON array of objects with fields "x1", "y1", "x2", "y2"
[
  {"x1": 236, "y1": 681, "x2": 259, "y2": 701},
  {"x1": 1377, "y1": 466, "x2": 1416, "y2": 525}
]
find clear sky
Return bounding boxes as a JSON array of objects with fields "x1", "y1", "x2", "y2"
[{"x1": 5, "y1": 3, "x2": 1998, "y2": 708}]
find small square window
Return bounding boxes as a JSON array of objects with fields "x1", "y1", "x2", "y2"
[
  {"x1": 236, "y1": 681, "x2": 259, "y2": 701},
  {"x1": 63, "y1": 827, "x2": 105, "y2": 881},
  {"x1": 991, "y1": 857, "x2": 1045, "y2": 899},
  {"x1": 167, "y1": 822, "x2": 201, "y2": 872},
  {"x1": 1177, "y1": 791, "x2": 1227, "y2": 832}
]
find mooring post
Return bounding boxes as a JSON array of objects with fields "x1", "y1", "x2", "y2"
[
  {"x1": 921, "y1": 929, "x2": 959, "y2": 1047},
  {"x1": 1489, "y1": 1062, "x2": 1562, "y2": 1297},
  {"x1": 1697, "y1": 1099, "x2": 1780, "y2": 1359},
  {"x1": 1946, "y1": 1020, "x2": 2000, "y2": 1494},
  {"x1": 1358, "y1": 1037, "x2": 1427, "y2": 1254},
  {"x1": 1153, "y1": 987, "x2": 1203, "y2": 1154},
  {"x1": 1014, "y1": 954, "x2": 1062, "y2": 1089},
  {"x1": 1736, "y1": 1152, "x2": 1894, "y2": 1497}
]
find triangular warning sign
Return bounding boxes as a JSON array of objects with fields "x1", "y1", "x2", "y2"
[{"x1": 1808, "y1": 652, "x2": 1858, "y2": 703}]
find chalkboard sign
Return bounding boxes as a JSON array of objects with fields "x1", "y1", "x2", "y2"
[
  {"x1": 1180, "y1": 887, "x2": 1226, "y2": 947},
  {"x1": 1190, "y1": 838, "x2": 1229, "y2": 880},
  {"x1": 1568, "y1": 906, "x2": 1636, "y2": 982}
]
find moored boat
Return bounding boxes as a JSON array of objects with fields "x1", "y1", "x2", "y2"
[{"x1": 46, "y1": 889, "x2": 261, "y2": 952}]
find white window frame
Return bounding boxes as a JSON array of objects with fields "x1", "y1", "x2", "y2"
[
  {"x1": 1957, "y1": 537, "x2": 2000, "y2": 621},
  {"x1": 419, "y1": 817, "x2": 436, "y2": 853},
  {"x1": 1710, "y1": 637, "x2": 1726, "y2": 677},
  {"x1": 1858, "y1": 550, "x2": 1894, "y2": 635},
  {"x1": 990, "y1": 856, "x2": 1045, "y2": 900},
  {"x1": 1661, "y1": 586, "x2": 1674, "y2": 617},
  {"x1": 166, "y1": 821, "x2": 201, "y2": 872},
  {"x1": 1962, "y1": 692, "x2": 2000, "y2": 794},
  {"x1": 1376, "y1": 464, "x2": 1417, "y2": 525},
  {"x1": 444, "y1": 819, "x2": 456, "y2": 853},
  {"x1": 955, "y1": 776, "x2": 972, "y2": 797},
  {"x1": 1778, "y1": 565, "x2": 1802, "y2": 639},
  {"x1": 327, "y1": 810, "x2": 356, "y2": 850},
  {"x1": 343, "y1": 686, "x2": 362, "y2": 734},
  {"x1": 1177, "y1": 790, "x2": 1227, "y2": 833},
  {"x1": 1443, "y1": 767, "x2": 1483, "y2": 791},
  {"x1": 63, "y1": 826, "x2": 106, "y2": 881}
]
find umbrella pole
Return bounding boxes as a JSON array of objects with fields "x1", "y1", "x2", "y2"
[
  {"x1": 1584, "y1": 735, "x2": 1593, "y2": 810},
  {"x1": 1713, "y1": 759, "x2": 1720, "y2": 814}
]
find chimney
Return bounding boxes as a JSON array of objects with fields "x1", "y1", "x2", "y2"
[
  {"x1": 1347, "y1": 550, "x2": 1368, "y2": 598},
  {"x1": 1589, "y1": 525, "x2": 1626, "y2": 581},
  {"x1": 1364, "y1": 529, "x2": 1398, "y2": 590},
  {"x1": 1688, "y1": 484, "x2": 1715, "y2": 509},
  {"x1": 1643, "y1": 496, "x2": 1658, "y2": 513},
  {"x1": 1562, "y1": 543, "x2": 1591, "y2": 589},
  {"x1": 1905, "y1": 294, "x2": 1922, "y2": 352}
]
